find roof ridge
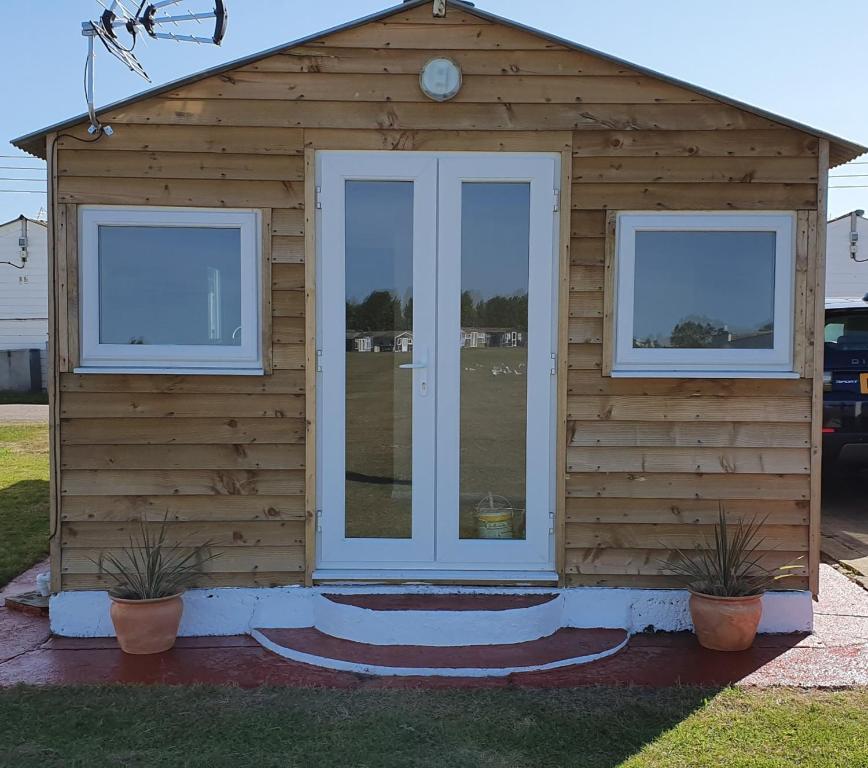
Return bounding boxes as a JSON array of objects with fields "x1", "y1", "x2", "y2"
[{"x1": 9, "y1": 0, "x2": 866, "y2": 166}]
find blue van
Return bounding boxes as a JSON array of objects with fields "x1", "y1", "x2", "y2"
[{"x1": 824, "y1": 298, "x2": 868, "y2": 466}]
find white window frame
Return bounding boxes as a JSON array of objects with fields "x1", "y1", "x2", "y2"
[
  {"x1": 612, "y1": 211, "x2": 796, "y2": 378},
  {"x1": 77, "y1": 206, "x2": 262, "y2": 374}
]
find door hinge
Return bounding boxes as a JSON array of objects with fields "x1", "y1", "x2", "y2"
[
  {"x1": 316, "y1": 348, "x2": 323, "y2": 372},
  {"x1": 316, "y1": 508, "x2": 323, "y2": 533},
  {"x1": 315, "y1": 186, "x2": 322, "y2": 210},
  {"x1": 548, "y1": 510, "x2": 555, "y2": 535},
  {"x1": 550, "y1": 352, "x2": 557, "y2": 375},
  {"x1": 553, "y1": 189, "x2": 560, "y2": 213}
]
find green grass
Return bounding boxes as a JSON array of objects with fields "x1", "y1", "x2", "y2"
[
  {"x1": 0, "y1": 391, "x2": 48, "y2": 405},
  {"x1": 0, "y1": 424, "x2": 49, "y2": 587},
  {"x1": 0, "y1": 686, "x2": 865, "y2": 768}
]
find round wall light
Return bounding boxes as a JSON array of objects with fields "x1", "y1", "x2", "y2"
[{"x1": 419, "y1": 58, "x2": 462, "y2": 102}]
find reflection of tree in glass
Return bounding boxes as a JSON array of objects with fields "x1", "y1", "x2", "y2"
[
  {"x1": 635, "y1": 314, "x2": 775, "y2": 349},
  {"x1": 346, "y1": 290, "x2": 410, "y2": 332},
  {"x1": 460, "y1": 290, "x2": 528, "y2": 329},
  {"x1": 670, "y1": 318, "x2": 727, "y2": 348}
]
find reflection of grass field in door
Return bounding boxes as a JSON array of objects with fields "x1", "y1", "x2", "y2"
[
  {"x1": 345, "y1": 351, "x2": 413, "y2": 539},
  {"x1": 459, "y1": 348, "x2": 527, "y2": 539},
  {"x1": 344, "y1": 348, "x2": 527, "y2": 541}
]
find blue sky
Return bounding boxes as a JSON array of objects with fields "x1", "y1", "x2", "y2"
[{"x1": 1, "y1": 0, "x2": 867, "y2": 222}]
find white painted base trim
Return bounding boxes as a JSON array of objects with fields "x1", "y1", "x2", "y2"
[
  {"x1": 49, "y1": 586, "x2": 814, "y2": 638},
  {"x1": 250, "y1": 628, "x2": 630, "y2": 678}
]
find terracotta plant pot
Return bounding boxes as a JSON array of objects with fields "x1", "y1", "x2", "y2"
[
  {"x1": 688, "y1": 591, "x2": 763, "y2": 651},
  {"x1": 110, "y1": 593, "x2": 183, "y2": 654}
]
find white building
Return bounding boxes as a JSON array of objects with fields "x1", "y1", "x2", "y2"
[
  {"x1": 0, "y1": 215, "x2": 48, "y2": 388},
  {"x1": 826, "y1": 210, "x2": 868, "y2": 299}
]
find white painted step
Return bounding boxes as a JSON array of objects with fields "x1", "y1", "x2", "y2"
[
  {"x1": 312, "y1": 592, "x2": 564, "y2": 646},
  {"x1": 252, "y1": 626, "x2": 630, "y2": 678}
]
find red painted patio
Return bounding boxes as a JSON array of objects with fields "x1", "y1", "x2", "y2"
[{"x1": 1, "y1": 564, "x2": 866, "y2": 689}]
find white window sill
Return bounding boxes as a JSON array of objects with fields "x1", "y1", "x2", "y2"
[
  {"x1": 73, "y1": 366, "x2": 266, "y2": 376},
  {"x1": 610, "y1": 369, "x2": 801, "y2": 379}
]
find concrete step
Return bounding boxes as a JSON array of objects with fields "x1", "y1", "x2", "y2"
[
  {"x1": 312, "y1": 591, "x2": 565, "y2": 646},
  {"x1": 251, "y1": 626, "x2": 630, "y2": 677}
]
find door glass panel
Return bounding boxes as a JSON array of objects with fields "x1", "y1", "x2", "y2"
[
  {"x1": 344, "y1": 181, "x2": 414, "y2": 539},
  {"x1": 459, "y1": 182, "x2": 530, "y2": 540}
]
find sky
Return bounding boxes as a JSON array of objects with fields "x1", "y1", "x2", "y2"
[{"x1": 1, "y1": 0, "x2": 867, "y2": 222}]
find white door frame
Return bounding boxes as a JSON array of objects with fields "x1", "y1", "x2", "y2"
[
  {"x1": 317, "y1": 152, "x2": 438, "y2": 567},
  {"x1": 436, "y1": 154, "x2": 559, "y2": 570},
  {"x1": 316, "y1": 151, "x2": 559, "y2": 574}
]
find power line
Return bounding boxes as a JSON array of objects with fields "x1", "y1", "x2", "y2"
[
  {"x1": 0, "y1": 166, "x2": 45, "y2": 171},
  {"x1": 0, "y1": 190, "x2": 47, "y2": 194},
  {"x1": 0, "y1": 155, "x2": 44, "y2": 160},
  {"x1": 0, "y1": 177, "x2": 46, "y2": 182}
]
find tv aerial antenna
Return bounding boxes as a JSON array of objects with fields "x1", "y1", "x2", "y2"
[{"x1": 82, "y1": 0, "x2": 228, "y2": 135}]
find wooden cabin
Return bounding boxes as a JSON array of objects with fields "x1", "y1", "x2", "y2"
[{"x1": 12, "y1": 0, "x2": 866, "y2": 655}]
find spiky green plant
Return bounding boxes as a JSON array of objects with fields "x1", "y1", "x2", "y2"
[
  {"x1": 663, "y1": 507, "x2": 801, "y2": 597},
  {"x1": 95, "y1": 516, "x2": 218, "y2": 600}
]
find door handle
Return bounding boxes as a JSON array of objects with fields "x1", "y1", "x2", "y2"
[{"x1": 399, "y1": 348, "x2": 428, "y2": 396}]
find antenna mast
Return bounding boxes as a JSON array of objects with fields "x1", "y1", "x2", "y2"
[{"x1": 81, "y1": 0, "x2": 228, "y2": 135}]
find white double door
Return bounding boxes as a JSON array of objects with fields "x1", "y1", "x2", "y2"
[{"x1": 317, "y1": 152, "x2": 559, "y2": 574}]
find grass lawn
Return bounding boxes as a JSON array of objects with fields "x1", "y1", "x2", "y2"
[
  {"x1": 0, "y1": 424, "x2": 49, "y2": 587},
  {"x1": 0, "y1": 686, "x2": 865, "y2": 767}
]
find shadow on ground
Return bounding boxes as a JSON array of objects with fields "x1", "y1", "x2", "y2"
[{"x1": 0, "y1": 685, "x2": 728, "y2": 768}]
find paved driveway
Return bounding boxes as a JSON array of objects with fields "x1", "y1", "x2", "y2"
[{"x1": 0, "y1": 404, "x2": 48, "y2": 423}]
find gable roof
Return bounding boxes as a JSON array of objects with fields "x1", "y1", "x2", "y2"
[
  {"x1": 829, "y1": 210, "x2": 867, "y2": 224},
  {"x1": 11, "y1": 0, "x2": 866, "y2": 167},
  {"x1": 0, "y1": 214, "x2": 47, "y2": 229}
]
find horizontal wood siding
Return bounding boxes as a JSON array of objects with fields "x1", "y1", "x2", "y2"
[
  {"x1": 52, "y1": 4, "x2": 820, "y2": 590},
  {"x1": 567, "y1": 199, "x2": 815, "y2": 588},
  {"x1": 54, "y1": 125, "x2": 306, "y2": 588}
]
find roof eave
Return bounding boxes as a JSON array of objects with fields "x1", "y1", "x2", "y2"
[
  {"x1": 11, "y1": 0, "x2": 867, "y2": 167},
  {"x1": 10, "y1": 0, "x2": 433, "y2": 159}
]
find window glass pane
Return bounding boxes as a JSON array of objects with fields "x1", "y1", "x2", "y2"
[
  {"x1": 459, "y1": 182, "x2": 529, "y2": 541},
  {"x1": 98, "y1": 226, "x2": 242, "y2": 346},
  {"x1": 824, "y1": 312, "x2": 868, "y2": 349},
  {"x1": 344, "y1": 181, "x2": 414, "y2": 539},
  {"x1": 632, "y1": 231, "x2": 775, "y2": 349},
  {"x1": 825, "y1": 321, "x2": 845, "y2": 344}
]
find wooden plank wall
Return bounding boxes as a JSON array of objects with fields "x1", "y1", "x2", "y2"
[
  {"x1": 53, "y1": 132, "x2": 307, "y2": 588},
  {"x1": 51, "y1": 3, "x2": 820, "y2": 589}
]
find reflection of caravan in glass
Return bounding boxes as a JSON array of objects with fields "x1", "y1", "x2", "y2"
[
  {"x1": 347, "y1": 330, "x2": 413, "y2": 352},
  {"x1": 461, "y1": 327, "x2": 524, "y2": 348},
  {"x1": 394, "y1": 331, "x2": 413, "y2": 353},
  {"x1": 346, "y1": 332, "x2": 373, "y2": 352}
]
